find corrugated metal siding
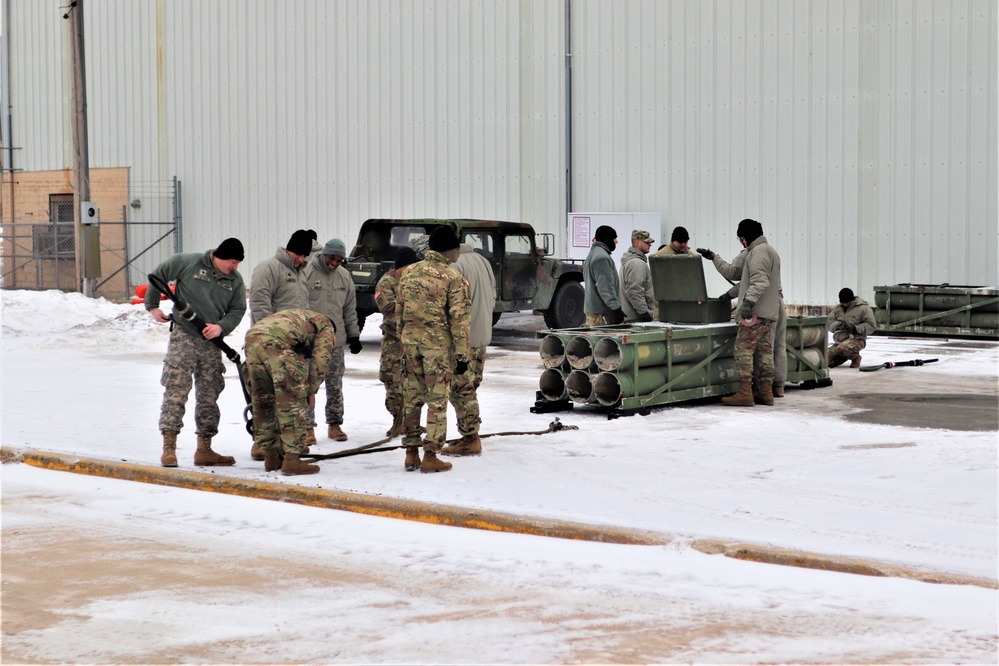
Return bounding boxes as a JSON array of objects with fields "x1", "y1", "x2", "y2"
[
  {"x1": 569, "y1": 0, "x2": 997, "y2": 305},
  {"x1": 5, "y1": 0, "x2": 995, "y2": 305},
  {"x1": 6, "y1": 0, "x2": 564, "y2": 272}
]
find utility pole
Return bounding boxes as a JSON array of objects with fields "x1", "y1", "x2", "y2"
[{"x1": 65, "y1": 0, "x2": 100, "y2": 296}]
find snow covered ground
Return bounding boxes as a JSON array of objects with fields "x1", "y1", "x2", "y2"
[{"x1": 2, "y1": 289, "x2": 997, "y2": 663}]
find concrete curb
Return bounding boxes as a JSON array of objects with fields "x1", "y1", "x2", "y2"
[{"x1": 4, "y1": 446, "x2": 995, "y2": 590}]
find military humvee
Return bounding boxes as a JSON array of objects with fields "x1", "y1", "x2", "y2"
[{"x1": 346, "y1": 218, "x2": 585, "y2": 330}]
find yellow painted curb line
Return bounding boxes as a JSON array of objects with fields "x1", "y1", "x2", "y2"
[
  {"x1": 3, "y1": 448, "x2": 670, "y2": 546},
  {"x1": 691, "y1": 539, "x2": 997, "y2": 590},
  {"x1": 4, "y1": 447, "x2": 995, "y2": 590}
]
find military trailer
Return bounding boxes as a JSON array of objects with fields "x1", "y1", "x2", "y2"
[{"x1": 346, "y1": 218, "x2": 586, "y2": 330}]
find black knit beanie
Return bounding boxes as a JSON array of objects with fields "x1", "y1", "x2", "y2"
[
  {"x1": 394, "y1": 246, "x2": 419, "y2": 269},
  {"x1": 594, "y1": 225, "x2": 618, "y2": 247},
  {"x1": 737, "y1": 218, "x2": 763, "y2": 243},
  {"x1": 429, "y1": 227, "x2": 460, "y2": 253},
  {"x1": 671, "y1": 226, "x2": 690, "y2": 243},
  {"x1": 214, "y1": 238, "x2": 244, "y2": 261},
  {"x1": 286, "y1": 229, "x2": 313, "y2": 256},
  {"x1": 839, "y1": 288, "x2": 855, "y2": 304}
]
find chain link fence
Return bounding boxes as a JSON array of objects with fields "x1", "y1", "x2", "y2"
[{"x1": 1, "y1": 176, "x2": 180, "y2": 301}]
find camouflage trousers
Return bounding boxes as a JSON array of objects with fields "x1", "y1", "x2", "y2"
[
  {"x1": 828, "y1": 338, "x2": 866, "y2": 368},
  {"x1": 734, "y1": 318, "x2": 776, "y2": 383},
  {"x1": 158, "y1": 327, "x2": 226, "y2": 437},
  {"x1": 244, "y1": 337, "x2": 311, "y2": 455},
  {"x1": 306, "y1": 346, "x2": 345, "y2": 428},
  {"x1": 400, "y1": 344, "x2": 454, "y2": 452},
  {"x1": 586, "y1": 312, "x2": 615, "y2": 327},
  {"x1": 379, "y1": 335, "x2": 405, "y2": 427},
  {"x1": 449, "y1": 345, "x2": 486, "y2": 437}
]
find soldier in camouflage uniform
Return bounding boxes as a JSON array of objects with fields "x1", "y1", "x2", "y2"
[
  {"x1": 827, "y1": 288, "x2": 877, "y2": 368},
  {"x1": 146, "y1": 238, "x2": 247, "y2": 468},
  {"x1": 721, "y1": 219, "x2": 783, "y2": 407},
  {"x1": 244, "y1": 309, "x2": 336, "y2": 476},
  {"x1": 396, "y1": 227, "x2": 472, "y2": 473},
  {"x1": 375, "y1": 247, "x2": 420, "y2": 436}
]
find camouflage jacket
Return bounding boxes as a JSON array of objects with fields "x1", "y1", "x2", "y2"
[
  {"x1": 146, "y1": 249, "x2": 246, "y2": 339},
  {"x1": 303, "y1": 253, "x2": 359, "y2": 348},
  {"x1": 244, "y1": 309, "x2": 336, "y2": 396},
  {"x1": 248, "y1": 246, "x2": 310, "y2": 324},
  {"x1": 829, "y1": 297, "x2": 877, "y2": 343},
  {"x1": 397, "y1": 250, "x2": 472, "y2": 361},
  {"x1": 375, "y1": 271, "x2": 402, "y2": 340}
]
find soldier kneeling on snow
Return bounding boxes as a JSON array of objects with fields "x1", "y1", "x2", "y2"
[
  {"x1": 827, "y1": 288, "x2": 877, "y2": 369},
  {"x1": 244, "y1": 309, "x2": 336, "y2": 475}
]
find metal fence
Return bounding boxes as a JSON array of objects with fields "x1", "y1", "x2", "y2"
[{"x1": 0, "y1": 178, "x2": 180, "y2": 301}]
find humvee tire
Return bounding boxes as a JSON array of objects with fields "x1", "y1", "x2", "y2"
[{"x1": 543, "y1": 282, "x2": 585, "y2": 329}]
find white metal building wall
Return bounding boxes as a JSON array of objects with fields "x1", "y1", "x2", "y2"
[
  {"x1": 4, "y1": 0, "x2": 996, "y2": 305},
  {"x1": 4, "y1": 0, "x2": 566, "y2": 273},
  {"x1": 569, "y1": 0, "x2": 997, "y2": 304}
]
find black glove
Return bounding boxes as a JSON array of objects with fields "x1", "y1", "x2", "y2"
[
  {"x1": 611, "y1": 308, "x2": 626, "y2": 325},
  {"x1": 696, "y1": 248, "x2": 715, "y2": 260},
  {"x1": 739, "y1": 300, "x2": 756, "y2": 321},
  {"x1": 454, "y1": 359, "x2": 469, "y2": 375},
  {"x1": 717, "y1": 291, "x2": 732, "y2": 302},
  {"x1": 638, "y1": 311, "x2": 653, "y2": 322},
  {"x1": 347, "y1": 337, "x2": 362, "y2": 354}
]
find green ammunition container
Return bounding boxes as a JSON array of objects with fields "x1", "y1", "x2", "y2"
[
  {"x1": 873, "y1": 284, "x2": 999, "y2": 338},
  {"x1": 648, "y1": 254, "x2": 732, "y2": 324}
]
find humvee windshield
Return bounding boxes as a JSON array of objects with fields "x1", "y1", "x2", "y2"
[{"x1": 351, "y1": 223, "x2": 431, "y2": 262}]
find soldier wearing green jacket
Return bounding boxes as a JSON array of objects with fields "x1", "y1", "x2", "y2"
[
  {"x1": 146, "y1": 238, "x2": 246, "y2": 468},
  {"x1": 619, "y1": 229, "x2": 656, "y2": 322},
  {"x1": 304, "y1": 237, "x2": 361, "y2": 444},
  {"x1": 583, "y1": 225, "x2": 624, "y2": 326},
  {"x1": 244, "y1": 308, "x2": 336, "y2": 476},
  {"x1": 396, "y1": 227, "x2": 472, "y2": 473}
]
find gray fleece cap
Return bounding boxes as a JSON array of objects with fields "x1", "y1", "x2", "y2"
[{"x1": 323, "y1": 238, "x2": 347, "y2": 257}]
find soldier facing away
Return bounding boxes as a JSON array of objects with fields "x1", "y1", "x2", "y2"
[
  {"x1": 145, "y1": 237, "x2": 246, "y2": 468},
  {"x1": 827, "y1": 288, "x2": 877, "y2": 368},
  {"x1": 244, "y1": 309, "x2": 336, "y2": 476},
  {"x1": 375, "y1": 247, "x2": 421, "y2": 436},
  {"x1": 396, "y1": 227, "x2": 472, "y2": 473},
  {"x1": 442, "y1": 241, "x2": 497, "y2": 457}
]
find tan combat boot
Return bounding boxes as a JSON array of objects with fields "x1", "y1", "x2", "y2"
[
  {"x1": 194, "y1": 436, "x2": 236, "y2": 466},
  {"x1": 281, "y1": 453, "x2": 320, "y2": 476},
  {"x1": 404, "y1": 447, "x2": 421, "y2": 471},
  {"x1": 754, "y1": 380, "x2": 775, "y2": 406},
  {"x1": 850, "y1": 355, "x2": 862, "y2": 369},
  {"x1": 420, "y1": 450, "x2": 453, "y2": 474},
  {"x1": 305, "y1": 428, "x2": 317, "y2": 445},
  {"x1": 250, "y1": 442, "x2": 266, "y2": 461},
  {"x1": 262, "y1": 447, "x2": 283, "y2": 472},
  {"x1": 161, "y1": 431, "x2": 178, "y2": 468},
  {"x1": 327, "y1": 424, "x2": 348, "y2": 442},
  {"x1": 772, "y1": 384, "x2": 785, "y2": 398},
  {"x1": 721, "y1": 379, "x2": 755, "y2": 407},
  {"x1": 442, "y1": 434, "x2": 482, "y2": 457}
]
